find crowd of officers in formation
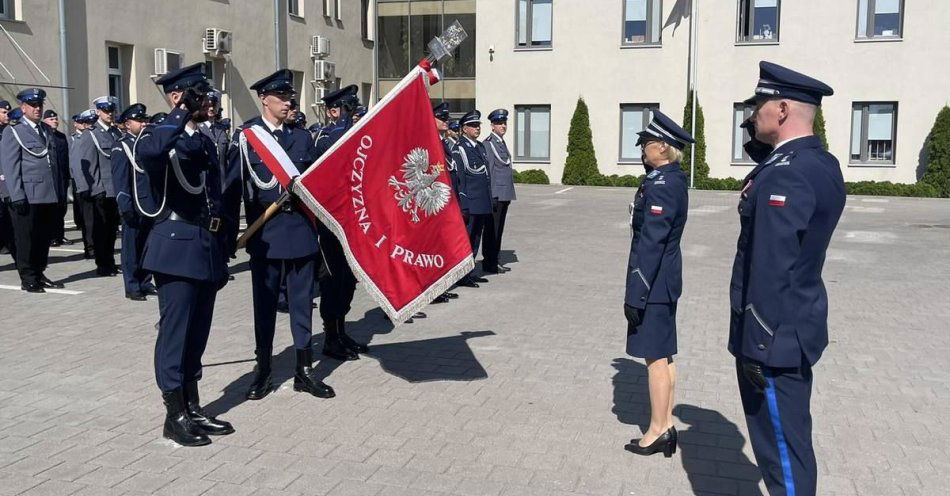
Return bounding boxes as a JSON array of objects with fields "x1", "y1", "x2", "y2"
[{"x1": 0, "y1": 63, "x2": 517, "y2": 450}]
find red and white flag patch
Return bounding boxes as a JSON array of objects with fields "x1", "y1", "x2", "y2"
[
  {"x1": 768, "y1": 195, "x2": 787, "y2": 207},
  {"x1": 650, "y1": 205, "x2": 664, "y2": 216}
]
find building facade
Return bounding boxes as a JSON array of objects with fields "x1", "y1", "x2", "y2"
[
  {"x1": 473, "y1": 0, "x2": 950, "y2": 184},
  {"x1": 1, "y1": 0, "x2": 375, "y2": 130}
]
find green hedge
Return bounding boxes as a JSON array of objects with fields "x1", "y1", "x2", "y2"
[
  {"x1": 845, "y1": 181, "x2": 938, "y2": 197},
  {"x1": 561, "y1": 97, "x2": 600, "y2": 185},
  {"x1": 513, "y1": 169, "x2": 551, "y2": 184}
]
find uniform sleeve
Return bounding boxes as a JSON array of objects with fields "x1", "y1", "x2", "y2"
[
  {"x1": 110, "y1": 145, "x2": 134, "y2": 216},
  {"x1": 1, "y1": 126, "x2": 25, "y2": 203},
  {"x1": 222, "y1": 130, "x2": 244, "y2": 246},
  {"x1": 451, "y1": 146, "x2": 469, "y2": 212},
  {"x1": 624, "y1": 178, "x2": 684, "y2": 308},
  {"x1": 742, "y1": 167, "x2": 817, "y2": 361},
  {"x1": 134, "y1": 107, "x2": 192, "y2": 176},
  {"x1": 70, "y1": 133, "x2": 98, "y2": 193}
]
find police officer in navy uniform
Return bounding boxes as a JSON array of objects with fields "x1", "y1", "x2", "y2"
[
  {"x1": 0, "y1": 99, "x2": 17, "y2": 262},
  {"x1": 621, "y1": 110, "x2": 692, "y2": 458},
  {"x1": 230, "y1": 69, "x2": 335, "y2": 401},
  {"x1": 730, "y1": 61, "x2": 844, "y2": 496},
  {"x1": 312, "y1": 84, "x2": 374, "y2": 360},
  {"x1": 482, "y1": 109, "x2": 516, "y2": 274},
  {"x1": 426, "y1": 103, "x2": 460, "y2": 304},
  {"x1": 72, "y1": 96, "x2": 123, "y2": 276},
  {"x1": 0, "y1": 89, "x2": 67, "y2": 292},
  {"x1": 451, "y1": 110, "x2": 492, "y2": 288},
  {"x1": 41, "y1": 110, "x2": 72, "y2": 247},
  {"x1": 110, "y1": 103, "x2": 157, "y2": 301},
  {"x1": 136, "y1": 63, "x2": 235, "y2": 446}
]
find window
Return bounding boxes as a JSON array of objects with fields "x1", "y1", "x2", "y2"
[
  {"x1": 732, "y1": 103, "x2": 756, "y2": 163},
  {"x1": 851, "y1": 102, "x2": 897, "y2": 165},
  {"x1": 516, "y1": 0, "x2": 553, "y2": 48},
  {"x1": 335, "y1": 0, "x2": 342, "y2": 21},
  {"x1": 377, "y1": 13, "x2": 410, "y2": 78},
  {"x1": 623, "y1": 0, "x2": 662, "y2": 45},
  {"x1": 515, "y1": 105, "x2": 551, "y2": 161},
  {"x1": 857, "y1": 0, "x2": 903, "y2": 39},
  {"x1": 106, "y1": 45, "x2": 125, "y2": 109},
  {"x1": 620, "y1": 104, "x2": 658, "y2": 162},
  {"x1": 288, "y1": 0, "x2": 301, "y2": 17},
  {"x1": 738, "y1": 0, "x2": 780, "y2": 43},
  {"x1": 0, "y1": 0, "x2": 12, "y2": 20}
]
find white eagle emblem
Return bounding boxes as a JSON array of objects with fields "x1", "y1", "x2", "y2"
[{"x1": 388, "y1": 148, "x2": 452, "y2": 223}]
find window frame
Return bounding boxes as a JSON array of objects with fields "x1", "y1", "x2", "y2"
[
  {"x1": 618, "y1": 103, "x2": 659, "y2": 163},
  {"x1": 288, "y1": 0, "x2": 302, "y2": 18},
  {"x1": 849, "y1": 101, "x2": 898, "y2": 166},
  {"x1": 736, "y1": 0, "x2": 781, "y2": 44},
  {"x1": 621, "y1": 0, "x2": 663, "y2": 47},
  {"x1": 731, "y1": 103, "x2": 756, "y2": 164},
  {"x1": 106, "y1": 45, "x2": 125, "y2": 110},
  {"x1": 515, "y1": 0, "x2": 554, "y2": 50},
  {"x1": 514, "y1": 104, "x2": 552, "y2": 162},
  {"x1": 855, "y1": 0, "x2": 904, "y2": 40},
  {"x1": 0, "y1": 0, "x2": 12, "y2": 21}
]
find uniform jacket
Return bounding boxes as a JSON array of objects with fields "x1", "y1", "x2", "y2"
[
  {"x1": 229, "y1": 116, "x2": 319, "y2": 260},
  {"x1": 134, "y1": 107, "x2": 229, "y2": 284},
  {"x1": 442, "y1": 136, "x2": 461, "y2": 199},
  {"x1": 111, "y1": 132, "x2": 157, "y2": 222},
  {"x1": 0, "y1": 119, "x2": 64, "y2": 205},
  {"x1": 199, "y1": 121, "x2": 230, "y2": 188},
  {"x1": 48, "y1": 128, "x2": 70, "y2": 202},
  {"x1": 452, "y1": 136, "x2": 493, "y2": 215},
  {"x1": 624, "y1": 162, "x2": 689, "y2": 309},
  {"x1": 728, "y1": 136, "x2": 845, "y2": 368},
  {"x1": 0, "y1": 123, "x2": 8, "y2": 200},
  {"x1": 482, "y1": 132, "x2": 516, "y2": 202},
  {"x1": 72, "y1": 121, "x2": 122, "y2": 197}
]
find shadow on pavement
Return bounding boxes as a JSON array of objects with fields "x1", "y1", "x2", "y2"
[
  {"x1": 365, "y1": 330, "x2": 496, "y2": 383},
  {"x1": 611, "y1": 358, "x2": 763, "y2": 495},
  {"x1": 498, "y1": 249, "x2": 519, "y2": 266}
]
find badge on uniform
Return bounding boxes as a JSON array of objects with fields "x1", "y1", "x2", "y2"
[
  {"x1": 768, "y1": 195, "x2": 786, "y2": 207},
  {"x1": 647, "y1": 170, "x2": 660, "y2": 179},
  {"x1": 650, "y1": 205, "x2": 663, "y2": 215}
]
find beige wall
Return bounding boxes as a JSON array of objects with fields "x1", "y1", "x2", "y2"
[
  {"x1": 476, "y1": 0, "x2": 950, "y2": 184},
  {"x1": 1, "y1": 0, "x2": 374, "y2": 131},
  {"x1": 0, "y1": 0, "x2": 66, "y2": 123}
]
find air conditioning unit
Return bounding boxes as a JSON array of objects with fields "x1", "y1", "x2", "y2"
[
  {"x1": 310, "y1": 36, "x2": 330, "y2": 58},
  {"x1": 203, "y1": 28, "x2": 232, "y2": 57},
  {"x1": 153, "y1": 48, "x2": 183, "y2": 76},
  {"x1": 313, "y1": 60, "x2": 335, "y2": 82}
]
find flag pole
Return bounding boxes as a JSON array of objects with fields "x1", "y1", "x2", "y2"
[{"x1": 689, "y1": 0, "x2": 698, "y2": 189}]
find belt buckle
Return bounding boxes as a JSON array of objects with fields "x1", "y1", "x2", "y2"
[{"x1": 208, "y1": 217, "x2": 221, "y2": 233}]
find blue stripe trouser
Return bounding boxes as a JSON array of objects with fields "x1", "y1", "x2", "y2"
[
  {"x1": 736, "y1": 358, "x2": 816, "y2": 496},
  {"x1": 154, "y1": 274, "x2": 218, "y2": 392}
]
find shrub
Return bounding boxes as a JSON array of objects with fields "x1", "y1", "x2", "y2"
[
  {"x1": 561, "y1": 97, "x2": 600, "y2": 185},
  {"x1": 513, "y1": 168, "x2": 550, "y2": 184},
  {"x1": 814, "y1": 107, "x2": 829, "y2": 151},
  {"x1": 920, "y1": 106, "x2": 950, "y2": 198},
  {"x1": 682, "y1": 90, "x2": 709, "y2": 181}
]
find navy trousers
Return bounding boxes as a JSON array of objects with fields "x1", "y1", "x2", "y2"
[
  {"x1": 120, "y1": 221, "x2": 153, "y2": 294},
  {"x1": 737, "y1": 358, "x2": 816, "y2": 496},
  {"x1": 251, "y1": 256, "x2": 315, "y2": 350},
  {"x1": 466, "y1": 213, "x2": 496, "y2": 271},
  {"x1": 154, "y1": 274, "x2": 217, "y2": 392},
  {"x1": 317, "y1": 223, "x2": 356, "y2": 322}
]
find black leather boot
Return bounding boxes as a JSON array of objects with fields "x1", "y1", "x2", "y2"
[
  {"x1": 162, "y1": 389, "x2": 211, "y2": 447},
  {"x1": 246, "y1": 349, "x2": 273, "y2": 400},
  {"x1": 183, "y1": 381, "x2": 234, "y2": 436},
  {"x1": 337, "y1": 318, "x2": 369, "y2": 354},
  {"x1": 322, "y1": 320, "x2": 358, "y2": 361},
  {"x1": 294, "y1": 348, "x2": 335, "y2": 398}
]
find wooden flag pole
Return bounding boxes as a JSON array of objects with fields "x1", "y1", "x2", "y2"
[{"x1": 235, "y1": 191, "x2": 290, "y2": 250}]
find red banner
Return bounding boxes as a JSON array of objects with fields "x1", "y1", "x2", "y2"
[{"x1": 294, "y1": 67, "x2": 474, "y2": 322}]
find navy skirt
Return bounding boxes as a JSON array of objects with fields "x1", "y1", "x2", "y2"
[{"x1": 626, "y1": 303, "x2": 678, "y2": 359}]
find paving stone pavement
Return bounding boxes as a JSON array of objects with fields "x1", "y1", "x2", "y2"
[{"x1": 1, "y1": 184, "x2": 948, "y2": 496}]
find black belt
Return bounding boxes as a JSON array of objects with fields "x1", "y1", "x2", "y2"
[{"x1": 168, "y1": 211, "x2": 221, "y2": 233}]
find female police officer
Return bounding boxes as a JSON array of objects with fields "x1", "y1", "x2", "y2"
[{"x1": 622, "y1": 110, "x2": 693, "y2": 457}]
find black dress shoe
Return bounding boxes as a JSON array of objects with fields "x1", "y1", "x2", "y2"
[
  {"x1": 337, "y1": 318, "x2": 369, "y2": 354},
  {"x1": 246, "y1": 349, "x2": 272, "y2": 401},
  {"x1": 21, "y1": 282, "x2": 45, "y2": 293},
  {"x1": 498, "y1": 265, "x2": 511, "y2": 273},
  {"x1": 184, "y1": 381, "x2": 234, "y2": 436},
  {"x1": 95, "y1": 267, "x2": 117, "y2": 277},
  {"x1": 38, "y1": 276, "x2": 64, "y2": 289},
  {"x1": 162, "y1": 389, "x2": 211, "y2": 447},
  {"x1": 457, "y1": 277, "x2": 479, "y2": 288},
  {"x1": 624, "y1": 428, "x2": 676, "y2": 458},
  {"x1": 433, "y1": 294, "x2": 450, "y2": 304},
  {"x1": 228, "y1": 275, "x2": 235, "y2": 281},
  {"x1": 472, "y1": 276, "x2": 489, "y2": 283},
  {"x1": 126, "y1": 292, "x2": 147, "y2": 301},
  {"x1": 61, "y1": 238, "x2": 74, "y2": 245},
  {"x1": 322, "y1": 320, "x2": 359, "y2": 361},
  {"x1": 294, "y1": 348, "x2": 335, "y2": 398},
  {"x1": 444, "y1": 291, "x2": 459, "y2": 299},
  {"x1": 143, "y1": 286, "x2": 158, "y2": 296},
  {"x1": 413, "y1": 311, "x2": 427, "y2": 319},
  {"x1": 50, "y1": 239, "x2": 62, "y2": 247}
]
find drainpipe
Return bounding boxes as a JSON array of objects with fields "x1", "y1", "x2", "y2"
[
  {"x1": 58, "y1": 0, "x2": 68, "y2": 127},
  {"x1": 274, "y1": 0, "x2": 281, "y2": 70}
]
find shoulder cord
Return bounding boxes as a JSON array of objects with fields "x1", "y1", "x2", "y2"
[
  {"x1": 457, "y1": 144, "x2": 487, "y2": 175},
  {"x1": 239, "y1": 131, "x2": 278, "y2": 190},
  {"x1": 9, "y1": 126, "x2": 49, "y2": 160},
  {"x1": 89, "y1": 130, "x2": 112, "y2": 159},
  {"x1": 125, "y1": 135, "x2": 168, "y2": 218},
  {"x1": 169, "y1": 148, "x2": 205, "y2": 195},
  {"x1": 488, "y1": 139, "x2": 511, "y2": 165}
]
